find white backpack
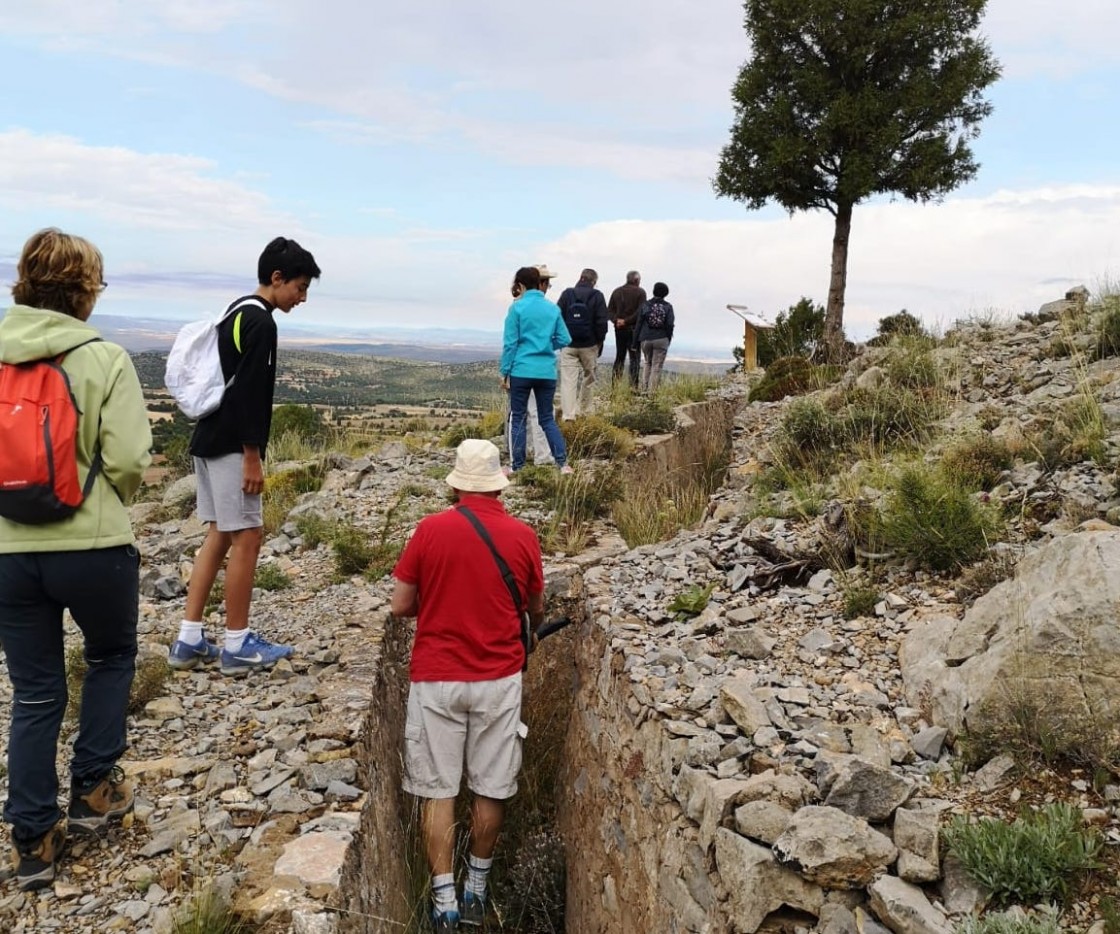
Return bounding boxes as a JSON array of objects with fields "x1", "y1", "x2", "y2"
[{"x1": 164, "y1": 296, "x2": 267, "y2": 419}]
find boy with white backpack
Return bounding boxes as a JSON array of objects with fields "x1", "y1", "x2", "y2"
[{"x1": 168, "y1": 237, "x2": 321, "y2": 675}]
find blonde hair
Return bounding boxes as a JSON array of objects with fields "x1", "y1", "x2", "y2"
[{"x1": 12, "y1": 228, "x2": 104, "y2": 318}]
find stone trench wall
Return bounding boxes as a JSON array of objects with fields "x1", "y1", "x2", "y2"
[
  {"x1": 335, "y1": 397, "x2": 738, "y2": 934},
  {"x1": 559, "y1": 398, "x2": 740, "y2": 933},
  {"x1": 337, "y1": 617, "x2": 413, "y2": 933}
]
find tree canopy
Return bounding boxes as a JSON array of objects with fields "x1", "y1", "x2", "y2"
[{"x1": 714, "y1": 0, "x2": 1000, "y2": 355}]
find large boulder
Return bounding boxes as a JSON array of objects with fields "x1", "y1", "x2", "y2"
[{"x1": 900, "y1": 531, "x2": 1120, "y2": 735}]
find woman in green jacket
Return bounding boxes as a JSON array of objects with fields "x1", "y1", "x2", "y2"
[{"x1": 0, "y1": 228, "x2": 152, "y2": 890}]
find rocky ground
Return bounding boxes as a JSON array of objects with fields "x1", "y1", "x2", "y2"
[{"x1": 1, "y1": 300, "x2": 1119, "y2": 932}]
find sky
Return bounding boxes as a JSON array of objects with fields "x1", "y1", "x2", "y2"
[{"x1": 1, "y1": 1, "x2": 1119, "y2": 360}]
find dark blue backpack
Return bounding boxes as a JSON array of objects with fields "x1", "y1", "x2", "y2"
[{"x1": 563, "y1": 287, "x2": 595, "y2": 343}]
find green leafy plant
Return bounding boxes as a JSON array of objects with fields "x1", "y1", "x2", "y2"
[
  {"x1": 755, "y1": 298, "x2": 826, "y2": 366},
  {"x1": 954, "y1": 908, "x2": 1062, "y2": 934},
  {"x1": 254, "y1": 563, "x2": 292, "y2": 591},
  {"x1": 606, "y1": 402, "x2": 674, "y2": 437},
  {"x1": 942, "y1": 803, "x2": 1102, "y2": 907},
  {"x1": 668, "y1": 583, "x2": 716, "y2": 619}
]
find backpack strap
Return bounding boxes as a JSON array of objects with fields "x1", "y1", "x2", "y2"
[
  {"x1": 456, "y1": 504, "x2": 532, "y2": 670},
  {"x1": 56, "y1": 338, "x2": 106, "y2": 495},
  {"x1": 222, "y1": 296, "x2": 270, "y2": 355}
]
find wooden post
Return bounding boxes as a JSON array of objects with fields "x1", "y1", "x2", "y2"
[{"x1": 744, "y1": 323, "x2": 758, "y2": 371}]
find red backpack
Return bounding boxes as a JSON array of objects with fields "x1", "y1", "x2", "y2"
[{"x1": 0, "y1": 340, "x2": 102, "y2": 525}]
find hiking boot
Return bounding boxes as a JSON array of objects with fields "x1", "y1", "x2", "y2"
[
  {"x1": 460, "y1": 891, "x2": 486, "y2": 927},
  {"x1": 167, "y1": 637, "x2": 220, "y2": 670},
  {"x1": 12, "y1": 819, "x2": 66, "y2": 891},
  {"x1": 68, "y1": 765, "x2": 134, "y2": 835},
  {"x1": 431, "y1": 909, "x2": 460, "y2": 932},
  {"x1": 220, "y1": 631, "x2": 294, "y2": 676}
]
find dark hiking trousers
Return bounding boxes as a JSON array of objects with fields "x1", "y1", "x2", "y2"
[
  {"x1": 0, "y1": 545, "x2": 139, "y2": 841},
  {"x1": 613, "y1": 327, "x2": 640, "y2": 388}
]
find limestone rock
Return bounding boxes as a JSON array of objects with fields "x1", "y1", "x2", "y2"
[
  {"x1": 868, "y1": 875, "x2": 952, "y2": 934},
  {"x1": 714, "y1": 829, "x2": 824, "y2": 933},
  {"x1": 773, "y1": 806, "x2": 897, "y2": 889}
]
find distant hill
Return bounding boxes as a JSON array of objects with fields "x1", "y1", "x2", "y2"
[{"x1": 133, "y1": 349, "x2": 500, "y2": 409}]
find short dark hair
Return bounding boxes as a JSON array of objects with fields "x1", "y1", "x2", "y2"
[
  {"x1": 579, "y1": 268, "x2": 598, "y2": 286},
  {"x1": 514, "y1": 266, "x2": 541, "y2": 291},
  {"x1": 258, "y1": 237, "x2": 322, "y2": 285},
  {"x1": 653, "y1": 282, "x2": 669, "y2": 298},
  {"x1": 626, "y1": 270, "x2": 641, "y2": 285}
]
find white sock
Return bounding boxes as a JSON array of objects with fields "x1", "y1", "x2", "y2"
[
  {"x1": 177, "y1": 621, "x2": 204, "y2": 645},
  {"x1": 465, "y1": 853, "x2": 493, "y2": 899},
  {"x1": 224, "y1": 628, "x2": 249, "y2": 653},
  {"x1": 432, "y1": 873, "x2": 457, "y2": 915}
]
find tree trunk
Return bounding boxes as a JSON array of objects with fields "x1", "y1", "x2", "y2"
[{"x1": 825, "y1": 202, "x2": 853, "y2": 361}]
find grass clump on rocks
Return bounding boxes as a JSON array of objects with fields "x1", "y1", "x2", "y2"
[
  {"x1": 748, "y1": 355, "x2": 817, "y2": 403},
  {"x1": 942, "y1": 803, "x2": 1102, "y2": 908},
  {"x1": 441, "y1": 409, "x2": 506, "y2": 447},
  {"x1": 253, "y1": 562, "x2": 292, "y2": 592},
  {"x1": 942, "y1": 434, "x2": 1014, "y2": 491}
]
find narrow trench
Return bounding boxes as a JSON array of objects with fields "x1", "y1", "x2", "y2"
[{"x1": 337, "y1": 398, "x2": 739, "y2": 934}]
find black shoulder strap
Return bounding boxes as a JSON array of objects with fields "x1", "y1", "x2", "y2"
[{"x1": 456, "y1": 505, "x2": 531, "y2": 669}]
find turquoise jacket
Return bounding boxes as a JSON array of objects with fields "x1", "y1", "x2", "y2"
[
  {"x1": 499, "y1": 290, "x2": 570, "y2": 380},
  {"x1": 0, "y1": 305, "x2": 152, "y2": 552}
]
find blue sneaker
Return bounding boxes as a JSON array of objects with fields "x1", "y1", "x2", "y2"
[
  {"x1": 432, "y1": 909, "x2": 460, "y2": 932},
  {"x1": 220, "y1": 632, "x2": 294, "y2": 676},
  {"x1": 460, "y1": 892, "x2": 486, "y2": 927},
  {"x1": 168, "y1": 637, "x2": 220, "y2": 670}
]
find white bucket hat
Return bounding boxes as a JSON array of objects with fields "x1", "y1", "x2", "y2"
[{"x1": 446, "y1": 439, "x2": 510, "y2": 492}]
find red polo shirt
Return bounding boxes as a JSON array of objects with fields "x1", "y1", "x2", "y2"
[{"x1": 393, "y1": 495, "x2": 544, "y2": 682}]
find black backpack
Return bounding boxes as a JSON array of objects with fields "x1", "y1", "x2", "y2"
[
  {"x1": 646, "y1": 300, "x2": 669, "y2": 330},
  {"x1": 563, "y1": 287, "x2": 595, "y2": 343}
]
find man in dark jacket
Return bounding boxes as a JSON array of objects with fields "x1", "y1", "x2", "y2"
[
  {"x1": 607, "y1": 270, "x2": 646, "y2": 389},
  {"x1": 556, "y1": 268, "x2": 609, "y2": 420},
  {"x1": 171, "y1": 237, "x2": 321, "y2": 676}
]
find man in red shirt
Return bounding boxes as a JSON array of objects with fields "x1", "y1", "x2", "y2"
[{"x1": 391, "y1": 439, "x2": 545, "y2": 932}]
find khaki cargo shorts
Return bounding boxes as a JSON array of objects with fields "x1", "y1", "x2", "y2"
[{"x1": 403, "y1": 673, "x2": 526, "y2": 800}]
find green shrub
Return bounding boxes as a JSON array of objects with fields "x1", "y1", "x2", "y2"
[
  {"x1": 842, "y1": 583, "x2": 879, "y2": 619},
  {"x1": 874, "y1": 465, "x2": 1002, "y2": 572},
  {"x1": 329, "y1": 522, "x2": 376, "y2": 577},
  {"x1": 271, "y1": 403, "x2": 329, "y2": 446},
  {"x1": 1095, "y1": 303, "x2": 1120, "y2": 359},
  {"x1": 170, "y1": 886, "x2": 250, "y2": 934},
  {"x1": 264, "y1": 460, "x2": 327, "y2": 534},
  {"x1": 942, "y1": 804, "x2": 1102, "y2": 907},
  {"x1": 875, "y1": 310, "x2": 928, "y2": 342},
  {"x1": 441, "y1": 410, "x2": 506, "y2": 447},
  {"x1": 294, "y1": 513, "x2": 334, "y2": 549},
  {"x1": 749, "y1": 355, "x2": 816, "y2": 403},
  {"x1": 954, "y1": 908, "x2": 1061, "y2": 934},
  {"x1": 777, "y1": 398, "x2": 840, "y2": 456},
  {"x1": 942, "y1": 435, "x2": 1014, "y2": 491},
  {"x1": 607, "y1": 402, "x2": 674, "y2": 437},
  {"x1": 254, "y1": 563, "x2": 292, "y2": 591},
  {"x1": 562, "y1": 414, "x2": 638, "y2": 456},
  {"x1": 756, "y1": 297, "x2": 825, "y2": 367},
  {"x1": 66, "y1": 646, "x2": 170, "y2": 720},
  {"x1": 882, "y1": 338, "x2": 941, "y2": 389},
  {"x1": 840, "y1": 385, "x2": 941, "y2": 445}
]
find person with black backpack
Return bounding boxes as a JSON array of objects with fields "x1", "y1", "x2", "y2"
[
  {"x1": 632, "y1": 281, "x2": 676, "y2": 393},
  {"x1": 0, "y1": 228, "x2": 152, "y2": 890},
  {"x1": 556, "y1": 268, "x2": 609, "y2": 420}
]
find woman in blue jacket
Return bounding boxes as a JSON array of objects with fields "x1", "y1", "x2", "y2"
[{"x1": 499, "y1": 266, "x2": 571, "y2": 472}]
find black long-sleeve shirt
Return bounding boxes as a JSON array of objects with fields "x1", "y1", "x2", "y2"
[{"x1": 190, "y1": 295, "x2": 278, "y2": 460}]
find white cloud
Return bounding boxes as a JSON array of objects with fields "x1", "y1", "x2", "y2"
[
  {"x1": 0, "y1": 129, "x2": 290, "y2": 233},
  {"x1": 984, "y1": 0, "x2": 1120, "y2": 77}
]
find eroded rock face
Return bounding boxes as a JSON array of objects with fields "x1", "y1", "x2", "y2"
[
  {"x1": 715, "y1": 829, "x2": 825, "y2": 933},
  {"x1": 901, "y1": 531, "x2": 1120, "y2": 736}
]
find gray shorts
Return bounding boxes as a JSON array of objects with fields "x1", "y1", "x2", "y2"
[
  {"x1": 193, "y1": 454, "x2": 262, "y2": 532},
  {"x1": 403, "y1": 674, "x2": 526, "y2": 800}
]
